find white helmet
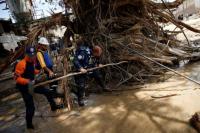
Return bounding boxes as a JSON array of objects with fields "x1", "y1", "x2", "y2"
[{"x1": 38, "y1": 37, "x2": 49, "y2": 45}]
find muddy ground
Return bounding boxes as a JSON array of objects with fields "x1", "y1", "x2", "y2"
[{"x1": 1, "y1": 60, "x2": 200, "y2": 133}]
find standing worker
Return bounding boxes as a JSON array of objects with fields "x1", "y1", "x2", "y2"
[
  {"x1": 14, "y1": 46, "x2": 62, "y2": 130},
  {"x1": 73, "y1": 38, "x2": 110, "y2": 106},
  {"x1": 36, "y1": 37, "x2": 58, "y2": 92}
]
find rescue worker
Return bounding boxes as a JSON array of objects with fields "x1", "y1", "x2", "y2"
[
  {"x1": 14, "y1": 46, "x2": 62, "y2": 129},
  {"x1": 73, "y1": 38, "x2": 110, "y2": 106},
  {"x1": 36, "y1": 37, "x2": 58, "y2": 91}
]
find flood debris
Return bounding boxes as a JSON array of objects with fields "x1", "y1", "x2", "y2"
[
  {"x1": 2, "y1": 0, "x2": 200, "y2": 82},
  {"x1": 190, "y1": 112, "x2": 200, "y2": 133}
]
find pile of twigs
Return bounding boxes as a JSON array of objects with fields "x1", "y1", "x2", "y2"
[
  {"x1": 59, "y1": 0, "x2": 200, "y2": 82},
  {"x1": 2, "y1": 0, "x2": 200, "y2": 83}
]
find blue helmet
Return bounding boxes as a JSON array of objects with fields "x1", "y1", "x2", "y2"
[{"x1": 26, "y1": 46, "x2": 36, "y2": 57}]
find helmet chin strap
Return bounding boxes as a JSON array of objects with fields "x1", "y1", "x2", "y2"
[{"x1": 38, "y1": 44, "x2": 47, "y2": 51}]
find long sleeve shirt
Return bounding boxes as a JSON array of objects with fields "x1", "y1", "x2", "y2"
[
  {"x1": 73, "y1": 45, "x2": 101, "y2": 70},
  {"x1": 14, "y1": 56, "x2": 39, "y2": 85},
  {"x1": 37, "y1": 51, "x2": 46, "y2": 68}
]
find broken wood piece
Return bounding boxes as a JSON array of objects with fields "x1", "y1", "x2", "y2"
[
  {"x1": 151, "y1": 94, "x2": 179, "y2": 99},
  {"x1": 190, "y1": 112, "x2": 200, "y2": 133},
  {"x1": 151, "y1": 58, "x2": 173, "y2": 65},
  {"x1": 0, "y1": 74, "x2": 14, "y2": 82}
]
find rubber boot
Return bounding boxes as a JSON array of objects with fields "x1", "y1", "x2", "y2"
[
  {"x1": 78, "y1": 97, "x2": 85, "y2": 107},
  {"x1": 51, "y1": 104, "x2": 64, "y2": 111},
  {"x1": 27, "y1": 123, "x2": 34, "y2": 129},
  {"x1": 103, "y1": 86, "x2": 112, "y2": 92}
]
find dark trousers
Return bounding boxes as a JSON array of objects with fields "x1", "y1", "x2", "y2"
[
  {"x1": 74, "y1": 70, "x2": 105, "y2": 101},
  {"x1": 17, "y1": 85, "x2": 57, "y2": 127}
]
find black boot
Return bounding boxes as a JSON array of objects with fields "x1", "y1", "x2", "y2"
[
  {"x1": 27, "y1": 123, "x2": 34, "y2": 129},
  {"x1": 97, "y1": 77, "x2": 111, "y2": 92},
  {"x1": 51, "y1": 104, "x2": 64, "y2": 111},
  {"x1": 77, "y1": 86, "x2": 85, "y2": 107},
  {"x1": 102, "y1": 87, "x2": 112, "y2": 92},
  {"x1": 78, "y1": 98, "x2": 85, "y2": 107},
  {"x1": 53, "y1": 93, "x2": 65, "y2": 98}
]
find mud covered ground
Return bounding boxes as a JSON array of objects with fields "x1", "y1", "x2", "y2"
[{"x1": 1, "y1": 60, "x2": 200, "y2": 133}]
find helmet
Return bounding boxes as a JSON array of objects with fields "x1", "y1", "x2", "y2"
[
  {"x1": 26, "y1": 46, "x2": 36, "y2": 57},
  {"x1": 38, "y1": 37, "x2": 49, "y2": 45},
  {"x1": 93, "y1": 45, "x2": 102, "y2": 57}
]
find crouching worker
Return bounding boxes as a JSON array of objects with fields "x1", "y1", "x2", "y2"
[
  {"x1": 14, "y1": 46, "x2": 63, "y2": 129},
  {"x1": 73, "y1": 39, "x2": 110, "y2": 106}
]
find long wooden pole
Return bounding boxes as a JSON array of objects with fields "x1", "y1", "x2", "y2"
[{"x1": 33, "y1": 61, "x2": 127, "y2": 88}]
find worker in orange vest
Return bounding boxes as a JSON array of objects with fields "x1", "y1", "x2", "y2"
[{"x1": 14, "y1": 46, "x2": 63, "y2": 129}]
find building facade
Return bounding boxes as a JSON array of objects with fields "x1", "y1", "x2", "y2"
[{"x1": 175, "y1": 0, "x2": 200, "y2": 19}]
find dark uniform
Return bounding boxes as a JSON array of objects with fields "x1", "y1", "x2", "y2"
[{"x1": 73, "y1": 44, "x2": 105, "y2": 106}]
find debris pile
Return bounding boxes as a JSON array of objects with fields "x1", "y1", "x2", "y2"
[
  {"x1": 2, "y1": 0, "x2": 200, "y2": 83},
  {"x1": 62, "y1": 0, "x2": 200, "y2": 82}
]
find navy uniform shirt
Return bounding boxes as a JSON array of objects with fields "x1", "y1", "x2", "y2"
[{"x1": 73, "y1": 45, "x2": 100, "y2": 70}]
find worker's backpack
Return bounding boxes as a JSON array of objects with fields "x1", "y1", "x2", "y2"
[
  {"x1": 36, "y1": 51, "x2": 53, "y2": 69},
  {"x1": 43, "y1": 51, "x2": 53, "y2": 68}
]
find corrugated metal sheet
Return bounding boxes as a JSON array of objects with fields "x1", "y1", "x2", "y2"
[{"x1": 195, "y1": 0, "x2": 200, "y2": 9}]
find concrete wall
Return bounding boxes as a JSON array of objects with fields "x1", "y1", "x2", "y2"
[
  {"x1": 174, "y1": 0, "x2": 200, "y2": 19},
  {"x1": 195, "y1": 0, "x2": 200, "y2": 9},
  {"x1": 6, "y1": 0, "x2": 33, "y2": 22}
]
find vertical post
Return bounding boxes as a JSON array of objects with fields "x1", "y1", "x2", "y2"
[{"x1": 62, "y1": 55, "x2": 72, "y2": 111}]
